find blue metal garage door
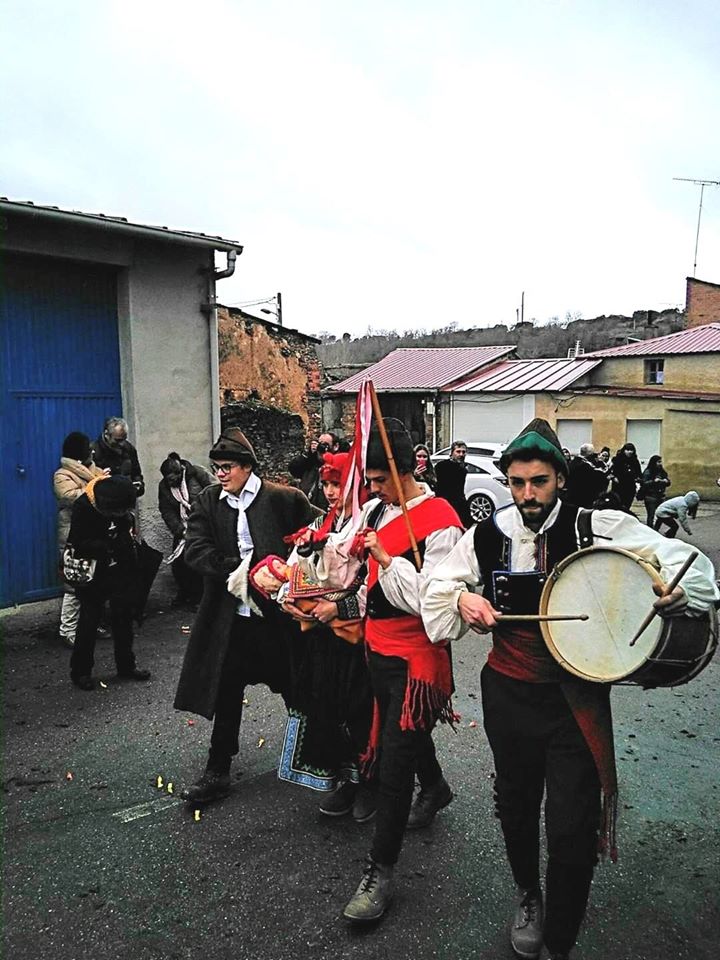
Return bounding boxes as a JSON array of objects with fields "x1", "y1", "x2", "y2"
[{"x1": 0, "y1": 254, "x2": 122, "y2": 606}]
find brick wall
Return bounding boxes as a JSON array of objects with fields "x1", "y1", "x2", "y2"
[{"x1": 685, "y1": 277, "x2": 720, "y2": 328}]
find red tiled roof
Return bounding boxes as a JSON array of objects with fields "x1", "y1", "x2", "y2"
[
  {"x1": 448, "y1": 357, "x2": 601, "y2": 393},
  {"x1": 324, "y1": 346, "x2": 515, "y2": 394},
  {"x1": 586, "y1": 323, "x2": 720, "y2": 357}
]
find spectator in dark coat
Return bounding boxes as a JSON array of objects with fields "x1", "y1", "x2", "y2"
[
  {"x1": 565, "y1": 443, "x2": 609, "y2": 508},
  {"x1": 92, "y1": 416, "x2": 145, "y2": 497},
  {"x1": 611, "y1": 443, "x2": 642, "y2": 510},
  {"x1": 639, "y1": 455, "x2": 671, "y2": 526},
  {"x1": 434, "y1": 441, "x2": 471, "y2": 528},
  {"x1": 288, "y1": 432, "x2": 339, "y2": 509},
  {"x1": 158, "y1": 452, "x2": 215, "y2": 607},
  {"x1": 68, "y1": 476, "x2": 150, "y2": 690},
  {"x1": 175, "y1": 428, "x2": 321, "y2": 806}
]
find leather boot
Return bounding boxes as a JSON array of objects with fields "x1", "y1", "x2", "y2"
[
  {"x1": 342, "y1": 859, "x2": 394, "y2": 922},
  {"x1": 180, "y1": 769, "x2": 231, "y2": 804},
  {"x1": 406, "y1": 776, "x2": 453, "y2": 829},
  {"x1": 510, "y1": 887, "x2": 544, "y2": 959}
]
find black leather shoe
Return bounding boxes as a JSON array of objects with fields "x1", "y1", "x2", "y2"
[
  {"x1": 72, "y1": 675, "x2": 96, "y2": 691},
  {"x1": 180, "y1": 770, "x2": 231, "y2": 804},
  {"x1": 319, "y1": 780, "x2": 356, "y2": 817},
  {"x1": 407, "y1": 777, "x2": 453, "y2": 829},
  {"x1": 117, "y1": 668, "x2": 151, "y2": 681}
]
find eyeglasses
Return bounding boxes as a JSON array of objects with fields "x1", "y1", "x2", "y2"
[{"x1": 211, "y1": 462, "x2": 239, "y2": 476}]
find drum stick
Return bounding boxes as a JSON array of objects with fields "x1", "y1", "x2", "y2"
[
  {"x1": 496, "y1": 614, "x2": 589, "y2": 622},
  {"x1": 629, "y1": 550, "x2": 699, "y2": 646}
]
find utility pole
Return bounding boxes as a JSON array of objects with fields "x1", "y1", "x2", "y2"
[
  {"x1": 276, "y1": 291, "x2": 283, "y2": 327},
  {"x1": 673, "y1": 177, "x2": 720, "y2": 276}
]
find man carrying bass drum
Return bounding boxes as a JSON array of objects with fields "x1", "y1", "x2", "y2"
[{"x1": 422, "y1": 419, "x2": 718, "y2": 960}]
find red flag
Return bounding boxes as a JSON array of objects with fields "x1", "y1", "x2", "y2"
[{"x1": 311, "y1": 379, "x2": 372, "y2": 541}]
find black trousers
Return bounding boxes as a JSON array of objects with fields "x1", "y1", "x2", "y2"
[
  {"x1": 368, "y1": 651, "x2": 444, "y2": 866},
  {"x1": 481, "y1": 665, "x2": 600, "y2": 956},
  {"x1": 171, "y1": 553, "x2": 203, "y2": 603},
  {"x1": 208, "y1": 615, "x2": 297, "y2": 772},
  {"x1": 654, "y1": 516, "x2": 679, "y2": 538},
  {"x1": 71, "y1": 567, "x2": 136, "y2": 678}
]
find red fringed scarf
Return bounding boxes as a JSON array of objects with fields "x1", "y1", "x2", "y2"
[
  {"x1": 361, "y1": 497, "x2": 462, "y2": 771},
  {"x1": 560, "y1": 680, "x2": 618, "y2": 862}
]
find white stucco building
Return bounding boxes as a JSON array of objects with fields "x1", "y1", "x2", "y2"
[{"x1": 0, "y1": 198, "x2": 241, "y2": 605}]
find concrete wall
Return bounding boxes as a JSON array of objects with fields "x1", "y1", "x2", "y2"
[
  {"x1": 4, "y1": 213, "x2": 220, "y2": 551},
  {"x1": 535, "y1": 392, "x2": 720, "y2": 499},
  {"x1": 593, "y1": 354, "x2": 719, "y2": 392},
  {"x1": 118, "y1": 240, "x2": 217, "y2": 548},
  {"x1": 686, "y1": 278, "x2": 720, "y2": 328}
]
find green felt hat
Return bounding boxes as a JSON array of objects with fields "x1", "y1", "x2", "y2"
[{"x1": 499, "y1": 418, "x2": 568, "y2": 476}]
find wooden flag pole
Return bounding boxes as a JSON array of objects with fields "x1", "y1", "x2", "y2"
[{"x1": 367, "y1": 381, "x2": 423, "y2": 572}]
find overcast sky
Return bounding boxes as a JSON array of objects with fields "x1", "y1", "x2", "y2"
[{"x1": 2, "y1": 0, "x2": 719, "y2": 336}]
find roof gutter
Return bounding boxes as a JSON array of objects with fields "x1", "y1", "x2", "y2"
[{"x1": 0, "y1": 202, "x2": 242, "y2": 252}]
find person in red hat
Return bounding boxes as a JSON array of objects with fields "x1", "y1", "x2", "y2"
[{"x1": 276, "y1": 450, "x2": 376, "y2": 822}]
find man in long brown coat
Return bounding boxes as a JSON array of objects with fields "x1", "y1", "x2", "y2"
[{"x1": 174, "y1": 428, "x2": 320, "y2": 804}]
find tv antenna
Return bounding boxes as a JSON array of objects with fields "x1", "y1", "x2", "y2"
[{"x1": 673, "y1": 177, "x2": 720, "y2": 276}]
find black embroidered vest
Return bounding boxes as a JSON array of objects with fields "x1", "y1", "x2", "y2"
[{"x1": 473, "y1": 502, "x2": 593, "y2": 615}]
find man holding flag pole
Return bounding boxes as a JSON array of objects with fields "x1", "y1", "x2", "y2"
[{"x1": 341, "y1": 383, "x2": 465, "y2": 923}]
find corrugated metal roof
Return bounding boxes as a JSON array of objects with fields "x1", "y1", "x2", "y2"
[
  {"x1": 324, "y1": 346, "x2": 516, "y2": 394},
  {"x1": 0, "y1": 197, "x2": 241, "y2": 251},
  {"x1": 586, "y1": 323, "x2": 720, "y2": 357},
  {"x1": 449, "y1": 357, "x2": 602, "y2": 393}
]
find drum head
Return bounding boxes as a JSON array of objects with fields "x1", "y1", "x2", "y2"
[{"x1": 540, "y1": 547, "x2": 665, "y2": 682}]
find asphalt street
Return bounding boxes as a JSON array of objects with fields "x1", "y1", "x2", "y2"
[{"x1": 3, "y1": 504, "x2": 719, "y2": 960}]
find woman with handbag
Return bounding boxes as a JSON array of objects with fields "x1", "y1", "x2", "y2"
[
  {"x1": 54, "y1": 432, "x2": 106, "y2": 647},
  {"x1": 67, "y1": 475, "x2": 151, "y2": 691},
  {"x1": 639, "y1": 454, "x2": 671, "y2": 526}
]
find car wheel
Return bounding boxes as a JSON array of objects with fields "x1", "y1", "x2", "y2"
[{"x1": 468, "y1": 493, "x2": 495, "y2": 522}]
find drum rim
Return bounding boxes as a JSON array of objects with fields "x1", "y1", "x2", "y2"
[{"x1": 540, "y1": 545, "x2": 665, "y2": 683}]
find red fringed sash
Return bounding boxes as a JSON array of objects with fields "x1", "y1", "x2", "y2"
[
  {"x1": 560, "y1": 680, "x2": 618, "y2": 862},
  {"x1": 361, "y1": 497, "x2": 462, "y2": 771}
]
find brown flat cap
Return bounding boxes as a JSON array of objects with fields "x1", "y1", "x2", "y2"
[{"x1": 209, "y1": 428, "x2": 257, "y2": 463}]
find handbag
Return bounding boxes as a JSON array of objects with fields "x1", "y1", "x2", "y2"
[
  {"x1": 62, "y1": 545, "x2": 96, "y2": 584},
  {"x1": 131, "y1": 539, "x2": 163, "y2": 623}
]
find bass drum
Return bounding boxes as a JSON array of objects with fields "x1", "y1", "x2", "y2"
[{"x1": 539, "y1": 546, "x2": 718, "y2": 688}]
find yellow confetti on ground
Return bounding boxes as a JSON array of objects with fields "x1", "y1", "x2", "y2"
[
  {"x1": 242, "y1": 698, "x2": 249, "y2": 705},
  {"x1": 99, "y1": 681, "x2": 108, "y2": 689},
  {"x1": 167, "y1": 782, "x2": 174, "y2": 794},
  {"x1": 194, "y1": 809, "x2": 201, "y2": 822},
  {"x1": 257, "y1": 738, "x2": 265, "y2": 748},
  {"x1": 156, "y1": 775, "x2": 164, "y2": 789}
]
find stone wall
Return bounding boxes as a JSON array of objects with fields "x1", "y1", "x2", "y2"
[
  {"x1": 218, "y1": 306, "x2": 322, "y2": 438},
  {"x1": 221, "y1": 401, "x2": 305, "y2": 484}
]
